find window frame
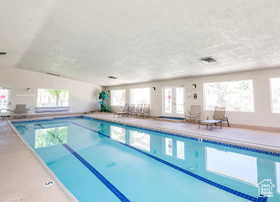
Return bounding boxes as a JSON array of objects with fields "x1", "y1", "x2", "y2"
[
  {"x1": 203, "y1": 79, "x2": 255, "y2": 112},
  {"x1": 162, "y1": 86, "x2": 185, "y2": 115},
  {"x1": 0, "y1": 88, "x2": 10, "y2": 111},
  {"x1": 110, "y1": 89, "x2": 126, "y2": 107},
  {"x1": 36, "y1": 88, "x2": 70, "y2": 109},
  {"x1": 129, "y1": 87, "x2": 151, "y2": 105},
  {"x1": 270, "y1": 78, "x2": 280, "y2": 114},
  {"x1": 162, "y1": 87, "x2": 173, "y2": 114}
]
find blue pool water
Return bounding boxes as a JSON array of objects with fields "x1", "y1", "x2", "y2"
[{"x1": 13, "y1": 116, "x2": 280, "y2": 202}]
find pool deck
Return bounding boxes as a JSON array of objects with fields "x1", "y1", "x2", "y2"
[
  {"x1": 1, "y1": 112, "x2": 280, "y2": 202},
  {"x1": 0, "y1": 120, "x2": 77, "y2": 202},
  {"x1": 86, "y1": 112, "x2": 280, "y2": 154}
]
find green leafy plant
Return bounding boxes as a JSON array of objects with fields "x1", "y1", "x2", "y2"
[{"x1": 99, "y1": 90, "x2": 110, "y2": 112}]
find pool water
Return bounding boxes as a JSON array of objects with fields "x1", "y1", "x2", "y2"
[{"x1": 13, "y1": 116, "x2": 280, "y2": 202}]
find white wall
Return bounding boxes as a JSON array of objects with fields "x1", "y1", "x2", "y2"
[
  {"x1": 107, "y1": 68, "x2": 280, "y2": 128},
  {"x1": 0, "y1": 68, "x2": 101, "y2": 113}
]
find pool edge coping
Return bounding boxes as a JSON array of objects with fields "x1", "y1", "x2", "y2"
[{"x1": 7, "y1": 120, "x2": 79, "y2": 202}]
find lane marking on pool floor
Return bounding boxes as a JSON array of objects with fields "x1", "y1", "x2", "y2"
[
  {"x1": 69, "y1": 120, "x2": 268, "y2": 202},
  {"x1": 36, "y1": 123, "x2": 131, "y2": 202},
  {"x1": 63, "y1": 144, "x2": 131, "y2": 202}
]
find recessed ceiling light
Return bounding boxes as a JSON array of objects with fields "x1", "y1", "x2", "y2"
[
  {"x1": 108, "y1": 76, "x2": 118, "y2": 79},
  {"x1": 0, "y1": 52, "x2": 7, "y2": 55},
  {"x1": 200, "y1": 57, "x2": 216, "y2": 63}
]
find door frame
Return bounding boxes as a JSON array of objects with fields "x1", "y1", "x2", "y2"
[{"x1": 161, "y1": 86, "x2": 185, "y2": 117}]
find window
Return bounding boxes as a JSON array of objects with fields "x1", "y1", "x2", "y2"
[
  {"x1": 204, "y1": 80, "x2": 254, "y2": 112},
  {"x1": 163, "y1": 87, "x2": 184, "y2": 114},
  {"x1": 0, "y1": 88, "x2": 9, "y2": 110},
  {"x1": 271, "y1": 78, "x2": 280, "y2": 113},
  {"x1": 110, "y1": 89, "x2": 126, "y2": 106},
  {"x1": 176, "y1": 88, "x2": 184, "y2": 114},
  {"x1": 164, "y1": 88, "x2": 172, "y2": 113},
  {"x1": 206, "y1": 147, "x2": 257, "y2": 185},
  {"x1": 130, "y1": 88, "x2": 150, "y2": 105},
  {"x1": 37, "y1": 89, "x2": 69, "y2": 108}
]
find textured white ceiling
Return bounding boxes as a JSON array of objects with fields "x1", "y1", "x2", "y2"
[{"x1": 1, "y1": 0, "x2": 280, "y2": 86}]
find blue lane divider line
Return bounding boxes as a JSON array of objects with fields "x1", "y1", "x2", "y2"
[
  {"x1": 35, "y1": 123, "x2": 131, "y2": 202},
  {"x1": 256, "y1": 196, "x2": 268, "y2": 202},
  {"x1": 69, "y1": 121, "x2": 258, "y2": 202},
  {"x1": 63, "y1": 144, "x2": 131, "y2": 202}
]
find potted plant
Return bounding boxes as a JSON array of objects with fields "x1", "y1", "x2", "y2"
[{"x1": 98, "y1": 90, "x2": 110, "y2": 112}]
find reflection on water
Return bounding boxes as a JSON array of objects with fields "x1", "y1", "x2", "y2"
[
  {"x1": 110, "y1": 126, "x2": 126, "y2": 143},
  {"x1": 35, "y1": 127, "x2": 68, "y2": 148},
  {"x1": 176, "y1": 141, "x2": 185, "y2": 160},
  {"x1": 206, "y1": 147, "x2": 258, "y2": 186},
  {"x1": 26, "y1": 119, "x2": 280, "y2": 201},
  {"x1": 277, "y1": 163, "x2": 280, "y2": 193},
  {"x1": 106, "y1": 123, "x2": 280, "y2": 200},
  {"x1": 129, "y1": 131, "x2": 150, "y2": 152},
  {"x1": 165, "y1": 138, "x2": 173, "y2": 156}
]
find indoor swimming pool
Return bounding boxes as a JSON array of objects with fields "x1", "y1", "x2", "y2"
[{"x1": 12, "y1": 116, "x2": 280, "y2": 202}]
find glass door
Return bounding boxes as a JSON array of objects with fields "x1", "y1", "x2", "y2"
[{"x1": 163, "y1": 87, "x2": 184, "y2": 116}]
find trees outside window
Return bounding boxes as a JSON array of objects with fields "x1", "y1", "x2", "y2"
[
  {"x1": 37, "y1": 89, "x2": 69, "y2": 108},
  {"x1": 204, "y1": 80, "x2": 254, "y2": 112}
]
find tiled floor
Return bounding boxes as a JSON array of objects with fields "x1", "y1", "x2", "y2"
[
  {"x1": 0, "y1": 121, "x2": 76, "y2": 202},
  {"x1": 87, "y1": 113, "x2": 280, "y2": 153}
]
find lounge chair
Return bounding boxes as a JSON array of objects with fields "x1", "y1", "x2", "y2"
[
  {"x1": 185, "y1": 105, "x2": 201, "y2": 123},
  {"x1": 115, "y1": 104, "x2": 129, "y2": 117},
  {"x1": 133, "y1": 104, "x2": 142, "y2": 117},
  {"x1": 8, "y1": 104, "x2": 31, "y2": 119},
  {"x1": 135, "y1": 104, "x2": 144, "y2": 117},
  {"x1": 128, "y1": 104, "x2": 137, "y2": 116},
  {"x1": 143, "y1": 104, "x2": 150, "y2": 117},
  {"x1": 213, "y1": 107, "x2": 230, "y2": 127}
]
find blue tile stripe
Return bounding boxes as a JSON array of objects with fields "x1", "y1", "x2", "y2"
[
  {"x1": 203, "y1": 139, "x2": 280, "y2": 157},
  {"x1": 35, "y1": 122, "x2": 131, "y2": 202},
  {"x1": 256, "y1": 196, "x2": 268, "y2": 202},
  {"x1": 11, "y1": 116, "x2": 83, "y2": 124},
  {"x1": 69, "y1": 121, "x2": 259, "y2": 202},
  {"x1": 63, "y1": 144, "x2": 131, "y2": 202}
]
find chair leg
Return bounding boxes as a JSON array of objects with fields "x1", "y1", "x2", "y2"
[{"x1": 226, "y1": 118, "x2": 230, "y2": 127}]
